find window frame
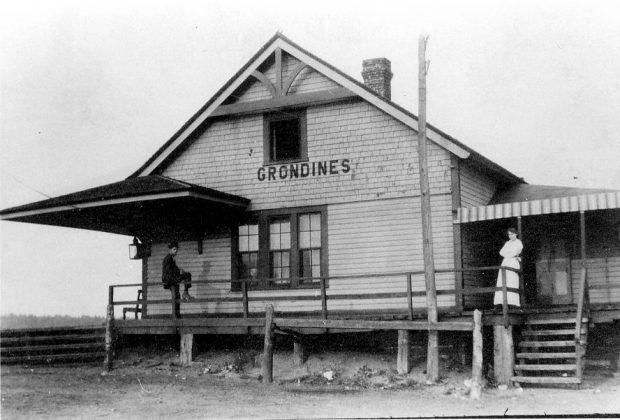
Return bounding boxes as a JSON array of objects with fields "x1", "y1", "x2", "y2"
[
  {"x1": 263, "y1": 109, "x2": 308, "y2": 165},
  {"x1": 231, "y1": 206, "x2": 327, "y2": 291}
]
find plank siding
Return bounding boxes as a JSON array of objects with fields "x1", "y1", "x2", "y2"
[
  {"x1": 163, "y1": 101, "x2": 452, "y2": 211},
  {"x1": 148, "y1": 61, "x2": 460, "y2": 317},
  {"x1": 329, "y1": 196, "x2": 456, "y2": 310},
  {"x1": 571, "y1": 256, "x2": 620, "y2": 304},
  {"x1": 459, "y1": 161, "x2": 501, "y2": 309}
]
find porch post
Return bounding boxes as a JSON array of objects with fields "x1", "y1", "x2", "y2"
[{"x1": 580, "y1": 211, "x2": 586, "y2": 266}]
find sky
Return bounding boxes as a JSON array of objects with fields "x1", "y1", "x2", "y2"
[{"x1": 1, "y1": 0, "x2": 619, "y2": 317}]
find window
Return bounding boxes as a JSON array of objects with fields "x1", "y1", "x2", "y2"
[
  {"x1": 269, "y1": 218, "x2": 291, "y2": 284},
  {"x1": 238, "y1": 223, "x2": 258, "y2": 284},
  {"x1": 299, "y1": 213, "x2": 321, "y2": 283},
  {"x1": 233, "y1": 207, "x2": 326, "y2": 290},
  {"x1": 263, "y1": 110, "x2": 307, "y2": 164}
]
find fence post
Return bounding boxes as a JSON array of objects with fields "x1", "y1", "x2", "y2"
[
  {"x1": 471, "y1": 309, "x2": 482, "y2": 400},
  {"x1": 103, "y1": 304, "x2": 115, "y2": 372},
  {"x1": 262, "y1": 304, "x2": 275, "y2": 383}
]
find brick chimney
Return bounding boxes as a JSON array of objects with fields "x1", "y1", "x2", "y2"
[{"x1": 361, "y1": 58, "x2": 393, "y2": 100}]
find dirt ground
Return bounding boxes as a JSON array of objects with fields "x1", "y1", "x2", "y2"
[{"x1": 2, "y1": 337, "x2": 620, "y2": 419}]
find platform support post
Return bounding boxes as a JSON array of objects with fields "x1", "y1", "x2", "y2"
[
  {"x1": 471, "y1": 310, "x2": 483, "y2": 399},
  {"x1": 104, "y1": 304, "x2": 115, "y2": 372},
  {"x1": 397, "y1": 330, "x2": 412, "y2": 374},
  {"x1": 293, "y1": 340, "x2": 305, "y2": 367},
  {"x1": 262, "y1": 304, "x2": 275, "y2": 383},
  {"x1": 493, "y1": 324, "x2": 514, "y2": 386},
  {"x1": 180, "y1": 333, "x2": 196, "y2": 366}
]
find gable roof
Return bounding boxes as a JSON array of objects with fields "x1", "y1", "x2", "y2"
[{"x1": 131, "y1": 32, "x2": 522, "y2": 184}]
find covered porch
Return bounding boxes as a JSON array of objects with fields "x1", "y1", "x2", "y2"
[{"x1": 456, "y1": 187, "x2": 620, "y2": 314}]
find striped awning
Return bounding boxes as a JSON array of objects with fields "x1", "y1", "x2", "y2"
[{"x1": 455, "y1": 191, "x2": 620, "y2": 224}]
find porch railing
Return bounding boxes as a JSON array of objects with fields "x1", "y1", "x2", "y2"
[{"x1": 109, "y1": 265, "x2": 522, "y2": 326}]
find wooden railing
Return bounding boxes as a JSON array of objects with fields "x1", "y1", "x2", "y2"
[{"x1": 109, "y1": 265, "x2": 522, "y2": 325}]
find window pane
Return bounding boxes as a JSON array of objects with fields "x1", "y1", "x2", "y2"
[
  {"x1": 312, "y1": 265, "x2": 321, "y2": 279},
  {"x1": 270, "y1": 233, "x2": 280, "y2": 250},
  {"x1": 270, "y1": 118, "x2": 300, "y2": 161},
  {"x1": 282, "y1": 251, "x2": 290, "y2": 268},
  {"x1": 249, "y1": 224, "x2": 258, "y2": 235},
  {"x1": 312, "y1": 249, "x2": 320, "y2": 263},
  {"x1": 299, "y1": 232, "x2": 310, "y2": 249},
  {"x1": 281, "y1": 232, "x2": 290, "y2": 249},
  {"x1": 239, "y1": 225, "x2": 248, "y2": 235},
  {"x1": 270, "y1": 222, "x2": 280, "y2": 234},
  {"x1": 249, "y1": 234, "x2": 258, "y2": 251},
  {"x1": 239, "y1": 236, "x2": 248, "y2": 252},
  {"x1": 310, "y1": 213, "x2": 321, "y2": 230},
  {"x1": 299, "y1": 214, "x2": 310, "y2": 232},
  {"x1": 310, "y1": 230, "x2": 321, "y2": 247},
  {"x1": 282, "y1": 266, "x2": 290, "y2": 279}
]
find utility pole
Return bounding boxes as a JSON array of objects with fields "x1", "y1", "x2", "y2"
[{"x1": 418, "y1": 34, "x2": 439, "y2": 383}]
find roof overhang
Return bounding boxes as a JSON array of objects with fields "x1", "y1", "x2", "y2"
[
  {"x1": 0, "y1": 175, "x2": 250, "y2": 238},
  {"x1": 455, "y1": 190, "x2": 620, "y2": 224}
]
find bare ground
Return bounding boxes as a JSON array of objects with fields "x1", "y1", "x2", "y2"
[{"x1": 2, "y1": 345, "x2": 620, "y2": 419}]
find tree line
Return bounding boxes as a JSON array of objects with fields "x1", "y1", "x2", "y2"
[{"x1": 1, "y1": 313, "x2": 105, "y2": 330}]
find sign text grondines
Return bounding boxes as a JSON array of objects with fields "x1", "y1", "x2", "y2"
[{"x1": 257, "y1": 159, "x2": 351, "y2": 182}]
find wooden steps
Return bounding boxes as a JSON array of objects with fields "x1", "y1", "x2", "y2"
[
  {"x1": 511, "y1": 315, "x2": 587, "y2": 388},
  {"x1": 1, "y1": 325, "x2": 106, "y2": 365}
]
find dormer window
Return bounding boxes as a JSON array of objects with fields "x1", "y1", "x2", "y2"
[{"x1": 263, "y1": 109, "x2": 307, "y2": 164}]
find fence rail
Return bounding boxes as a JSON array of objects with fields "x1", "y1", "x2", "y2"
[{"x1": 109, "y1": 265, "x2": 522, "y2": 326}]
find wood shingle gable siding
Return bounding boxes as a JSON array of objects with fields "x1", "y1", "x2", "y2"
[{"x1": 163, "y1": 101, "x2": 453, "y2": 211}]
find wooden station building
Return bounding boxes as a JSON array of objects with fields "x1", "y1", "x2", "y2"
[{"x1": 2, "y1": 33, "x2": 619, "y2": 387}]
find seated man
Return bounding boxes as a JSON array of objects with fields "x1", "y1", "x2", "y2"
[{"x1": 162, "y1": 241, "x2": 194, "y2": 318}]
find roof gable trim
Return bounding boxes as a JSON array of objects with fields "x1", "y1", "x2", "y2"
[{"x1": 136, "y1": 35, "x2": 470, "y2": 177}]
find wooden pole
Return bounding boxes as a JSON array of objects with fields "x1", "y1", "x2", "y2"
[
  {"x1": 103, "y1": 304, "x2": 115, "y2": 372},
  {"x1": 493, "y1": 324, "x2": 514, "y2": 386},
  {"x1": 471, "y1": 309, "x2": 482, "y2": 400},
  {"x1": 180, "y1": 333, "x2": 196, "y2": 366},
  {"x1": 262, "y1": 304, "x2": 275, "y2": 383},
  {"x1": 293, "y1": 340, "x2": 305, "y2": 367},
  {"x1": 397, "y1": 330, "x2": 412, "y2": 374},
  {"x1": 418, "y1": 34, "x2": 439, "y2": 384}
]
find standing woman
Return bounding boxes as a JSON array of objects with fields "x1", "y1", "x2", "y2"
[{"x1": 494, "y1": 228, "x2": 523, "y2": 307}]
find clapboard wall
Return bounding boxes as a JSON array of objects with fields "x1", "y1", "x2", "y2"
[
  {"x1": 147, "y1": 194, "x2": 458, "y2": 317},
  {"x1": 459, "y1": 162, "x2": 501, "y2": 308},
  {"x1": 144, "y1": 52, "x2": 460, "y2": 317}
]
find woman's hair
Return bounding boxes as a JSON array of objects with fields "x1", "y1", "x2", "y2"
[{"x1": 507, "y1": 227, "x2": 518, "y2": 235}]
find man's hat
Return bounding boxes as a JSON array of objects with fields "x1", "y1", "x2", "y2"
[{"x1": 168, "y1": 241, "x2": 179, "y2": 249}]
